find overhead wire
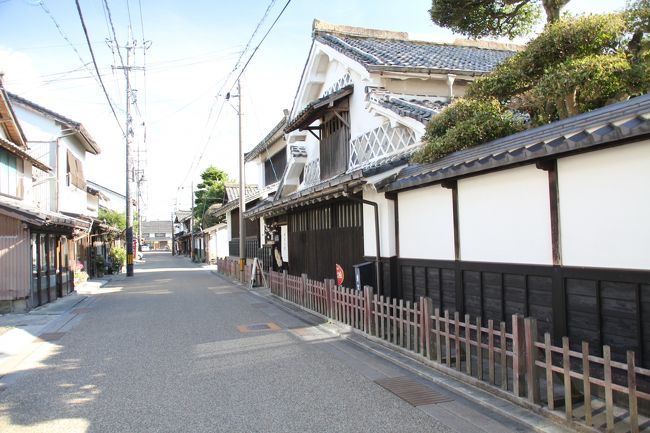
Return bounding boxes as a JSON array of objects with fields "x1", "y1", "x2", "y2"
[
  {"x1": 177, "y1": 0, "x2": 293, "y2": 191},
  {"x1": 74, "y1": 0, "x2": 126, "y2": 137}
]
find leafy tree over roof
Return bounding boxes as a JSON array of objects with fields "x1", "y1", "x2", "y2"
[
  {"x1": 193, "y1": 166, "x2": 228, "y2": 230},
  {"x1": 415, "y1": 3, "x2": 650, "y2": 164},
  {"x1": 429, "y1": 0, "x2": 570, "y2": 40}
]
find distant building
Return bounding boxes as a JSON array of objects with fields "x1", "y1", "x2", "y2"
[
  {"x1": 141, "y1": 220, "x2": 172, "y2": 250},
  {"x1": 88, "y1": 180, "x2": 126, "y2": 214}
]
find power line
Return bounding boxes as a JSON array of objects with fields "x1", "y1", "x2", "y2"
[
  {"x1": 74, "y1": 0, "x2": 125, "y2": 137},
  {"x1": 230, "y1": 0, "x2": 293, "y2": 91},
  {"x1": 178, "y1": 0, "x2": 293, "y2": 189}
]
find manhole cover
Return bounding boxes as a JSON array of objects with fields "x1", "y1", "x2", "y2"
[
  {"x1": 375, "y1": 376, "x2": 453, "y2": 406},
  {"x1": 38, "y1": 332, "x2": 66, "y2": 342},
  {"x1": 236, "y1": 322, "x2": 281, "y2": 333}
]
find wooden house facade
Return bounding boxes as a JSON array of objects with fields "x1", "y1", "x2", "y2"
[
  {"x1": 246, "y1": 20, "x2": 517, "y2": 286},
  {"x1": 0, "y1": 80, "x2": 93, "y2": 312},
  {"x1": 383, "y1": 94, "x2": 650, "y2": 366}
]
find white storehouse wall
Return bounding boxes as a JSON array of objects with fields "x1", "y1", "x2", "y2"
[
  {"x1": 398, "y1": 185, "x2": 455, "y2": 260},
  {"x1": 458, "y1": 164, "x2": 553, "y2": 265},
  {"x1": 558, "y1": 140, "x2": 650, "y2": 270},
  {"x1": 362, "y1": 189, "x2": 396, "y2": 257}
]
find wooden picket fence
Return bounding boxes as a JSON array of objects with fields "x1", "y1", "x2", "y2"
[{"x1": 217, "y1": 264, "x2": 649, "y2": 432}]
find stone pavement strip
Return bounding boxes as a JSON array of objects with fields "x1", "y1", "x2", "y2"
[{"x1": 0, "y1": 253, "x2": 575, "y2": 433}]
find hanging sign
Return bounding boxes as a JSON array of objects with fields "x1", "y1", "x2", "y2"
[{"x1": 336, "y1": 264, "x2": 344, "y2": 286}]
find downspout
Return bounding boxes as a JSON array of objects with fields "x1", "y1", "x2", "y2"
[{"x1": 342, "y1": 190, "x2": 381, "y2": 295}]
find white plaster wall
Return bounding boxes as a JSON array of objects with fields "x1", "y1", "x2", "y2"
[
  {"x1": 216, "y1": 225, "x2": 229, "y2": 258},
  {"x1": 226, "y1": 212, "x2": 232, "y2": 241},
  {"x1": 11, "y1": 105, "x2": 60, "y2": 142},
  {"x1": 22, "y1": 160, "x2": 33, "y2": 202},
  {"x1": 383, "y1": 78, "x2": 450, "y2": 97},
  {"x1": 58, "y1": 136, "x2": 88, "y2": 215},
  {"x1": 458, "y1": 165, "x2": 552, "y2": 265},
  {"x1": 558, "y1": 141, "x2": 650, "y2": 270},
  {"x1": 398, "y1": 185, "x2": 455, "y2": 260},
  {"x1": 362, "y1": 189, "x2": 396, "y2": 257}
]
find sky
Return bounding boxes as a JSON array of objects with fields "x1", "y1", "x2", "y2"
[{"x1": 0, "y1": 0, "x2": 628, "y2": 220}]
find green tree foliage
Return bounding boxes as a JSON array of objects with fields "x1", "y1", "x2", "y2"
[
  {"x1": 416, "y1": 6, "x2": 650, "y2": 164},
  {"x1": 467, "y1": 12, "x2": 649, "y2": 123},
  {"x1": 429, "y1": 0, "x2": 569, "y2": 39},
  {"x1": 193, "y1": 166, "x2": 228, "y2": 229},
  {"x1": 412, "y1": 98, "x2": 526, "y2": 163},
  {"x1": 97, "y1": 208, "x2": 139, "y2": 237}
]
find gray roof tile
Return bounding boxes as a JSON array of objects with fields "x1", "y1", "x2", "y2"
[{"x1": 316, "y1": 33, "x2": 515, "y2": 74}]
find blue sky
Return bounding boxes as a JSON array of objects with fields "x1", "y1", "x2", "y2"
[{"x1": 0, "y1": 0, "x2": 628, "y2": 219}]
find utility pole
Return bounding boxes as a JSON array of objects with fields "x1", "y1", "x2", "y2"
[
  {"x1": 237, "y1": 80, "x2": 246, "y2": 282},
  {"x1": 190, "y1": 182, "x2": 195, "y2": 261},
  {"x1": 113, "y1": 40, "x2": 145, "y2": 277}
]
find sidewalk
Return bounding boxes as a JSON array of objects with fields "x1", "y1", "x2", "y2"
[
  {"x1": 221, "y1": 273, "x2": 576, "y2": 433},
  {"x1": 0, "y1": 274, "x2": 124, "y2": 373}
]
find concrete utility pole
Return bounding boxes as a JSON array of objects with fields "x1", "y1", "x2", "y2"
[
  {"x1": 237, "y1": 80, "x2": 246, "y2": 282},
  {"x1": 113, "y1": 39, "x2": 146, "y2": 277},
  {"x1": 190, "y1": 182, "x2": 195, "y2": 261}
]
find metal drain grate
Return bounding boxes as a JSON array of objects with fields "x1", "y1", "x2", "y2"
[
  {"x1": 38, "y1": 332, "x2": 66, "y2": 342},
  {"x1": 375, "y1": 376, "x2": 453, "y2": 406}
]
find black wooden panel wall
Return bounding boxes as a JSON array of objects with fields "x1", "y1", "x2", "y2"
[
  {"x1": 397, "y1": 258, "x2": 650, "y2": 367},
  {"x1": 288, "y1": 200, "x2": 363, "y2": 283}
]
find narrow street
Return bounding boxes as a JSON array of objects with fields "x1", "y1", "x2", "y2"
[{"x1": 0, "y1": 253, "x2": 552, "y2": 433}]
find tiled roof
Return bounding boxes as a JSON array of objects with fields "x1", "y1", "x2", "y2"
[
  {"x1": 224, "y1": 184, "x2": 260, "y2": 202},
  {"x1": 209, "y1": 185, "x2": 269, "y2": 218},
  {"x1": 286, "y1": 85, "x2": 354, "y2": 132},
  {"x1": 370, "y1": 92, "x2": 450, "y2": 124},
  {"x1": 174, "y1": 210, "x2": 192, "y2": 223},
  {"x1": 386, "y1": 93, "x2": 650, "y2": 193},
  {"x1": 0, "y1": 194, "x2": 91, "y2": 228},
  {"x1": 315, "y1": 31, "x2": 516, "y2": 74},
  {"x1": 244, "y1": 115, "x2": 288, "y2": 162},
  {"x1": 141, "y1": 220, "x2": 172, "y2": 234}
]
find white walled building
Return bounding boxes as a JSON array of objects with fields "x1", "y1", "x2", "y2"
[
  {"x1": 383, "y1": 94, "x2": 650, "y2": 363},
  {"x1": 246, "y1": 20, "x2": 517, "y2": 289}
]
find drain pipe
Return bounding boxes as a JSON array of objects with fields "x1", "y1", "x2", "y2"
[{"x1": 342, "y1": 190, "x2": 381, "y2": 295}]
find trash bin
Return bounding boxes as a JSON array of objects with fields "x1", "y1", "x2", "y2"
[{"x1": 353, "y1": 261, "x2": 376, "y2": 292}]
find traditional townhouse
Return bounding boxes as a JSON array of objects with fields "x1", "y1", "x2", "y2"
[
  {"x1": 245, "y1": 20, "x2": 517, "y2": 292},
  {"x1": 8, "y1": 92, "x2": 111, "y2": 281},
  {"x1": 382, "y1": 94, "x2": 650, "y2": 365},
  {"x1": 0, "y1": 80, "x2": 91, "y2": 311},
  {"x1": 173, "y1": 210, "x2": 192, "y2": 256},
  {"x1": 141, "y1": 220, "x2": 172, "y2": 250}
]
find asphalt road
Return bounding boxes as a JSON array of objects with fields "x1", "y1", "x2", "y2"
[{"x1": 0, "y1": 253, "x2": 535, "y2": 433}]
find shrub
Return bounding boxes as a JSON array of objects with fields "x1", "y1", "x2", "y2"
[
  {"x1": 413, "y1": 98, "x2": 526, "y2": 163},
  {"x1": 109, "y1": 246, "x2": 126, "y2": 273}
]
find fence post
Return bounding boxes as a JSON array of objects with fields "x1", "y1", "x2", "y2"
[
  {"x1": 282, "y1": 270, "x2": 287, "y2": 300},
  {"x1": 301, "y1": 273, "x2": 308, "y2": 307},
  {"x1": 525, "y1": 317, "x2": 540, "y2": 404},
  {"x1": 325, "y1": 279, "x2": 334, "y2": 319},
  {"x1": 512, "y1": 314, "x2": 526, "y2": 398},
  {"x1": 628, "y1": 351, "x2": 639, "y2": 433},
  {"x1": 364, "y1": 286, "x2": 374, "y2": 335},
  {"x1": 422, "y1": 297, "x2": 433, "y2": 359}
]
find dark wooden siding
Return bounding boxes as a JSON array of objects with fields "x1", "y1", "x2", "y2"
[
  {"x1": 396, "y1": 258, "x2": 650, "y2": 367},
  {"x1": 288, "y1": 199, "x2": 363, "y2": 283},
  {"x1": 231, "y1": 209, "x2": 260, "y2": 239},
  {"x1": 264, "y1": 150, "x2": 286, "y2": 186},
  {"x1": 320, "y1": 112, "x2": 350, "y2": 180}
]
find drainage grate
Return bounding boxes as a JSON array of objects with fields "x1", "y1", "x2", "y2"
[
  {"x1": 375, "y1": 376, "x2": 453, "y2": 406},
  {"x1": 236, "y1": 322, "x2": 281, "y2": 333},
  {"x1": 38, "y1": 332, "x2": 66, "y2": 342}
]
